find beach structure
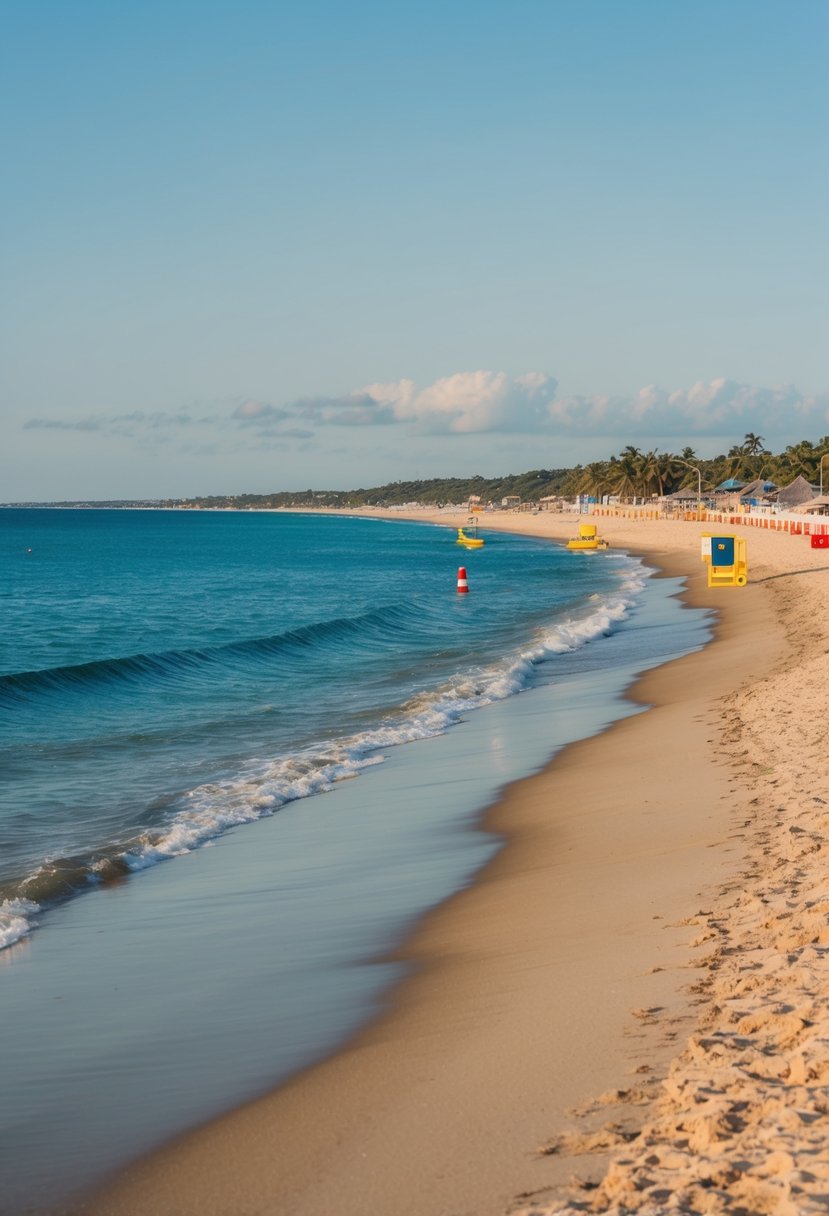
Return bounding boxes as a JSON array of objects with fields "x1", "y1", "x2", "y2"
[
  {"x1": 456, "y1": 528, "x2": 484, "y2": 547},
  {"x1": 800, "y1": 495, "x2": 829, "y2": 516},
  {"x1": 457, "y1": 517, "x2": 485, "y2": 547},
  {"x1": 701, "y1": 533, "x2": 748, "y2": 587},
  {"x1": 775, "y1": 474, "x2": 819, "y2": 509},
  {"x1": 736, "y1": 478, "x2": 777, "y2": 506},
  {"x1": 566, "y1": 522, "x2": 609, "y2": 551}
]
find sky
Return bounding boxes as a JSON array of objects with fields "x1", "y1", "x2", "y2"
[{"x1": 2, "y1": 0, "x2": 827, "y2": 500}]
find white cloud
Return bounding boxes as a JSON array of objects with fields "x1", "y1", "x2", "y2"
[
  {"x1": 539, "y1": 380, "x2": 829, "y2": 440},
  {"x1": 20, "y1": 378, "x2": 829, "y2": 461},
  {"x1": 265, "y1": 373, "x2": 827, "y2": 441},
  {"x1": 349, "y1": 370, "x2": 558, "y2": 434},
  {"x1": 282, "y1": 373, "x2": 557, "y2": 433},
  {"x1": 356, "y1": 379, "x2": 415, "y2": 413}
]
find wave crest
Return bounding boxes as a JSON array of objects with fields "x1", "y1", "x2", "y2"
[
  {"x1": 0, "y1": 602, "x2": 424, "y2": 706},
  {"x1": 0, "y1": 571, "x2": 647, "y2": 950}
]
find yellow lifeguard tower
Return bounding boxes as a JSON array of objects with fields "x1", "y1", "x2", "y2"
[{"x1": 701, "y1": 534, "x2": 748, "y2": 587}]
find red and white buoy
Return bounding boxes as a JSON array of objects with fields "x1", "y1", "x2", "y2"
[{"x1": 457, "y1": 566, "x2": 469, "y2": 594}]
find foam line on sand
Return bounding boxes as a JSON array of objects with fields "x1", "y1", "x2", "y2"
[{"x1": 78, "y1": 511, "x2": 828, "y2": 1216}]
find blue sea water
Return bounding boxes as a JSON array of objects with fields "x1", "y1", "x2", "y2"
[
  {"x1": 0, "y1": 508, "x2": 712, "y2": 1211},
  {"x1": 1, "y1": 507, "x2": 661, "y2": 948}
]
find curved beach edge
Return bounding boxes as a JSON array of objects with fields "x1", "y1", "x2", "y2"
[{"x1": 76, "y1": 509, "x2": 827, "y2": 1216}]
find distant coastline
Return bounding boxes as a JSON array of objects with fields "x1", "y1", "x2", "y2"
[{"x1": 5, "y1": 429, "x2": 829, "y2": 514}]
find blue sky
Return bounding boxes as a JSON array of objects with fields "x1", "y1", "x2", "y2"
[{"x1": 3, "y1": 0, "x2": 827, "y2": 500}]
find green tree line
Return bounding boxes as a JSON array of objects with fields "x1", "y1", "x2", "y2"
[
  {"x1": 562, "y1": 433, "x2": 829, "y2": 502},
  {"x1": 162, "y1": 432, "x2": 829, "y2": 510}
]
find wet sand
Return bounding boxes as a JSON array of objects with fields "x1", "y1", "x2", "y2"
[{"x1": 80, "y1": 511, "x2": 828, "y2": 1216}]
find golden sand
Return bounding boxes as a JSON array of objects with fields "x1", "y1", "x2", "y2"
[{"x1": 81, "y1": 510, "x2": 829, "y2": 1216}]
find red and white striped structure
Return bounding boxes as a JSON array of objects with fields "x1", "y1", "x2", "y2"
[{"x1": 457, "y1": 566, "x2": 469, "y2": 594}]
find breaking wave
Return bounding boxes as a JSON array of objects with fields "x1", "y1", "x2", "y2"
[{"x1": 0, "y1": 569, "x2": 646, "y2": 951}]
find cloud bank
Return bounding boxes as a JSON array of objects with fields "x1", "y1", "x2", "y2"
[
  {"x1": 550, "y1": 379, "x2": 829, "y2": 440},
  {"x1": 279, "y1": 374, "x2": 829, "y2": 441},
  {"x1": 20, "y1": 375, "x2": 829, "y2": 451},
  {"x1": 23, "y1": 409, "x2": 208, "y2": 434}
]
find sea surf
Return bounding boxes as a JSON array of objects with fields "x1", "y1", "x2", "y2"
[{"x1": 0, "y1": 508, "x2": 711, "y2": 1211}]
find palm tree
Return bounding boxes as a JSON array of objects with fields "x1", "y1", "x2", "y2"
[
  {"x1": 724, "y1": 433, "x2": 772, "y2": 480},
  {"x1": 724, "y1": 444, "x2": 754, "y2": 481},
  {"x1": 576, "y1": 462, "x2": 613, "y2": 499},
  {"x1": 742, "y1": 432, "x2": 767, "y2": 457},
  {"x1": 656, "y1": 451, "x2": 686, "y2": 496},
  {"x1": 638, "y1": 449, "x2": 663, "y2": 497},
  {"x1": 611, "y1": 446, "x2": 643, "y2": 500},
  {"x1": 781, "y1": 440, "x2": 817, "y2": 481}
]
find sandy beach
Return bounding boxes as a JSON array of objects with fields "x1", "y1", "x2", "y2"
[{"x1": 79, "y1": 510, "x2": 829, "y2": 1216}]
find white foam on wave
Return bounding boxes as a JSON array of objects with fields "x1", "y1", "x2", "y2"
[
  {"x1": 0, "y1": 898, "x2": 40, "y2": 949},
  {"x1": 0, "y1": 561, "x2": 651, "y2": 952},
  {"x1": 119, "y1": 562, "x2": 649, "y2": 874}
]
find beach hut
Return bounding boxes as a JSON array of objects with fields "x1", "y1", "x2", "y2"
[
  {"x1": 737, "y1": 478, "x2": 777, "y2": 507},
  {"x1": 776, "y1": 475, "x2": 818, "y2": 510},
  {"x1": 799, "y1": 495, "x2": 829, "y2": 516}
]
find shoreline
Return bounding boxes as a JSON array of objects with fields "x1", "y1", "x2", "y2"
[{"x1": 78, "y1": 512, "x2": 827, "y2": 1216}]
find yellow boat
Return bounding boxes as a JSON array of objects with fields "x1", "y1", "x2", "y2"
[
  {"x1": 457, "y1": 520, "x2": 485, "y2": 548},
  {"x1": 566, "y1": 522, "x2": 609, "y2": 551}
]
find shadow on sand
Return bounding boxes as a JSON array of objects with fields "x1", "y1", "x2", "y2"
[{"x1": 755, "y1": 565, "x2": 829, "y2": 583}]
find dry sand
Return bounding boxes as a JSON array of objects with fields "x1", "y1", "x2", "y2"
[{"x1": 80, "y1": 511, "x2": 829, "y2": 1216}]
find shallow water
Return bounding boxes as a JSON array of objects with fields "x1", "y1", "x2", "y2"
[
  {"x1": 1, "y1": 509, "x2": 644, "y2": 944},
  {"x1": 0, "y1": 510, "x2": 711, "y2": 1211}
]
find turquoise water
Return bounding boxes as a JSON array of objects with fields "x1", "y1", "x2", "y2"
[
  {"x1": 0, "y1": 509, "x2": 711, "y2": 1211},
  {"x1": 1, "y1": 508, "x2": 655, "y2": 946}
]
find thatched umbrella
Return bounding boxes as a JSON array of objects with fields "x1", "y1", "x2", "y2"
[{"x1": 776, "y1": 475, "x2": 818, "y2": 509}]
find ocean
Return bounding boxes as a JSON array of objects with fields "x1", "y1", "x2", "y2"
[{"x1": 0, "y1": 508, "x2": 711, "y2": 1212}]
